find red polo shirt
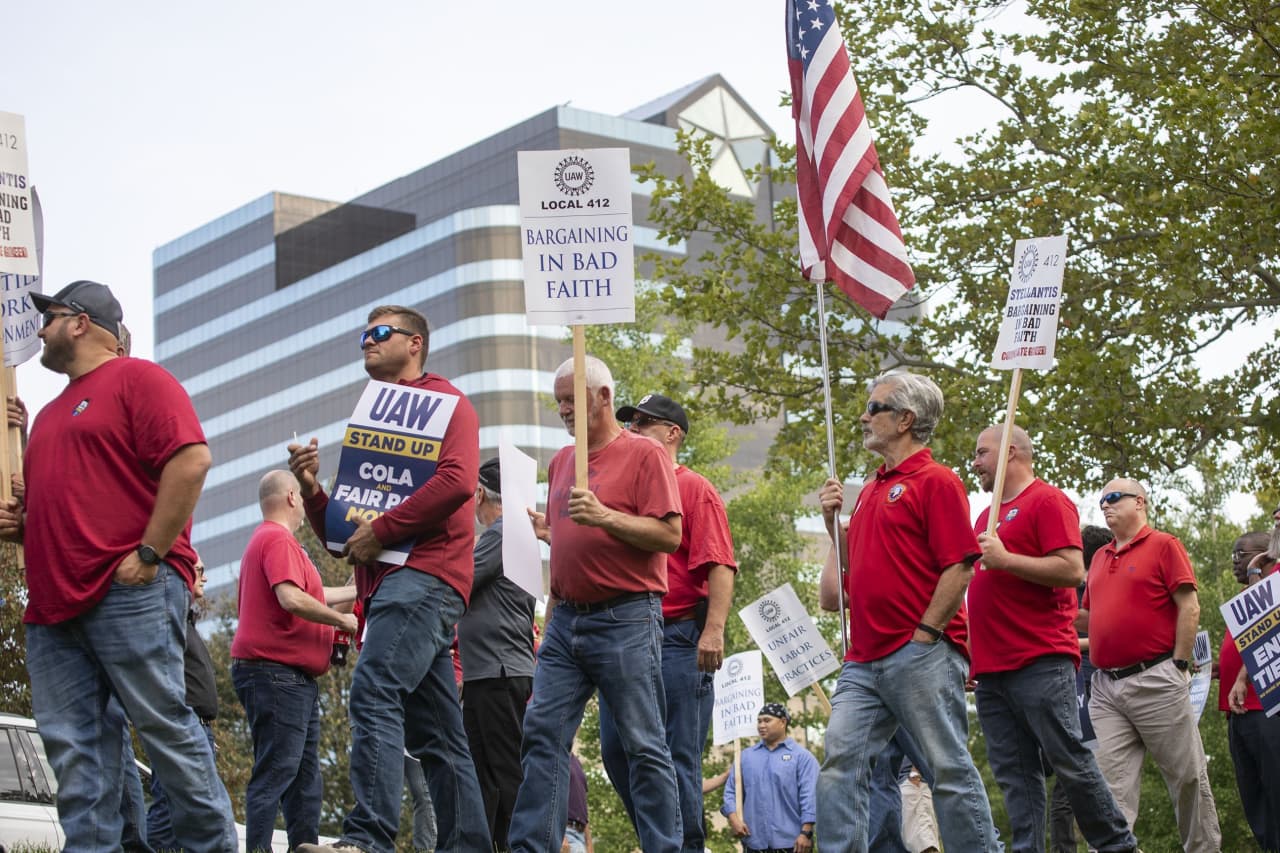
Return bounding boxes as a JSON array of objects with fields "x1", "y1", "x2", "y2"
[
  {"x1": 969, "y1": 479, "x2": 1083, "y2": 676},
  {"x1": 844, "y1": 448, "x2": 980, "y2": 663},
  {"x1": 1082, "y1": 525, "x2": 1197, "y2": 670},
  {"x1": 663, "y1": 465, "x2": 737, "y2": 620}
]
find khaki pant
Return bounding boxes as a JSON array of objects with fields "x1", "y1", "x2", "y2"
[
  {"x1": 1089, "y1": 659, "x2": 1221, "y2": 852},
  {"x1": 899, "y1": 774, "x2": 940, "y2": 853}
]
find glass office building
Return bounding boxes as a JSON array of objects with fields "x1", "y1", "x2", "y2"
[{"x1": 153, "y1": 75, "x2": 775, "y2": 593}]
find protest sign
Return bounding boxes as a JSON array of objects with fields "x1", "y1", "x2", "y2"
[
  {"x1": 713, "y1": 650, "x2": 765, "y2": 746},
  {"x1": 517, "y1": 148, "x2": 635, "y2": 326},
  {"x1": 498, "y1": 438, "x2": 545, "y2": 601},
  {"x1": 1189, "y1": 630, "x2": 1212, "y2": 721},
  {"x1": 1, "y1": 185, "x2": 41, "y2": 368},
  {"x1": 324, "y1": 380, "x2": 460, "y2": 564},
  {"x1": 1221, "y1": 573, "x2": 1280, "y2": 717},
  {"x1": 739, "y1": 583, "x2": 840, "y2": 696},
  {"x1": 0, "y1": 112, "x2": 38, "y2": 277},
  {"x1": 990, "y1": 235, "x2": 1067, "y2": 371}
]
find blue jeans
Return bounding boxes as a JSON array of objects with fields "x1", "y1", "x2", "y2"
[
  {"x1": 510, "y1": 594, "x2": 681, "y2": 853},
  {"x1": 598, "y1": 618, "x2": 712, "y2": 852},
  {"x1": 977, "y1": 655, "x2": 1135, "y2": 853},
  {"x1": 147, "y1": 719, "x2": 217, "y2": 849},
  {"x1": 25, "y1": 562, "x2": 236, "y2": 853},
  {"x1": 233, "y1": 660, "x2": 322, "y2": 851},
  {"x1": 818, "y1": 640, "x2": 1002, "y2": 853},
  {"x1": 118, "y1": 714, "x2": 153, "y2": 853},
  {"x1": 404, "y1": 754, "x2": 438, "y2": 851},
  {"x1": 341, "y1": 569, "x2": 490, "y2": 853}
]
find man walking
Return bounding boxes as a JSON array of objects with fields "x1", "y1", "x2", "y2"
[
  {"x1": 457, "y1": 456, "x2": 536, "y2": 850},
  {"x1": 510, "y1": 355, "x2": 684, "y2": 853},
  {"x1": 722, "y1": 704, "x2": 817, "y2": 853},
  {"x1": 969, "y1": 425, "x2": 1137, "y2": 852},
  {"x1": 601, "y1": 393, "x2": 737, "y2": 852},
  {"x1": 816, "y1": 371, "x2": 1000, "y2": 853},
  {"x1": 1079, "y1": 479, "x2": 1221, "y2": 852},
  {"x1": 292, "y1": 305, "x2": 490, "y2": 853},
  {"x1": 232, "y1": 470, "x2": 358, "y2": 852},
  {"x1": 0, "y1": 281, "x2": 236, "y2": 851}
]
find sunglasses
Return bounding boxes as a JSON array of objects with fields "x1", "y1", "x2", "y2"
[
  {"x1": 630, "y1": 414, "x2": 677, "y2": 429},
  {"x1": 41, "y1": 310, "x2": 79, "y2": 328},
  {"x1": 359, "y1": 324, "x2": 415, "y2": 348},
  {"x1": 865, "y1": 400, "x2": 900, "y2": 416},
  {"x1": 1099, "y1": 491, "x2": 1138, "y2": 508}
]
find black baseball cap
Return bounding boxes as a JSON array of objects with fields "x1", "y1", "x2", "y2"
[
  {"x1": 615, "y1": 393, "x2": 690, "y2": 434},
  {"x1": 478, "y1": 457, "x2": 501, "y2": 493},
  {"x1": 32, "y1": 280, "x2": 123, "y2": 340}
]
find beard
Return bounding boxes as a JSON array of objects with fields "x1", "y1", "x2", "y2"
[
  {"x1": 39, "y1": 333, "x2": 72, "y2": 374},
  {"x1": 1268, "y1": 525, "x2": 1280, "y2": 561}
]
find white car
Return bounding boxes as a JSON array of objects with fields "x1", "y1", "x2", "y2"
[{"x1": 0, "y1": 712, "x2": 332, "y2": 853}]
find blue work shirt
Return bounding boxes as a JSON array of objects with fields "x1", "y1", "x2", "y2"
[{"x1": 722, "y1": 736, "x2": 818, "y2": 849}]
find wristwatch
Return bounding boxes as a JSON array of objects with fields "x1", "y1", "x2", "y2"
[
  {"x1": 801, "y1": 828, "x2": 814, "y2": 839},
  {"x1": 1173, "y1": 658, "x2": 1192, "y2": 672},
  {"x1": 137, "y1": 544, "x2": 161, "y2": 566}
]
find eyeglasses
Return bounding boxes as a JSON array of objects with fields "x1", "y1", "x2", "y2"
[
  {"x1": 359, "y1": 324, "x2": 415, "y2": 348},
  {"x1": 41, "y1": 310, "x2": 79, "y2": 329},
  {"x1": 195, "y1": 565, "x2": 206, "y2": 577},
  {"x1": 1099, "y1": 491, "x2": 1139, "y2": 508},
  {"x1": 865, "y1": 400, "x2": 900, "y2": 417},
  {"x1": 630, "y1": 414, "x2": 677, "y2": 430}
]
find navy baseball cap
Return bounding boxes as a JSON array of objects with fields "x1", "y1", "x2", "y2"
[
  {"x1": 616, "y1": 393, "x2": 690, "y2": 434},
  {"x1": 478, "y1": 457, "x2": 501, "y2": 493},
  {"x1": 32, "y1": 280, "x2": 123, "y2": 339}
]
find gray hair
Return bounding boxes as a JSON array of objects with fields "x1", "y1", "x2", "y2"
[
  {"x1": 869, "y1": 371, "x2": 943, "y2": 443},
  {"x1": 554, "y1": 355, "x2": 615, "y2": 396},
  {"x1": 479, "y1": 484, "x2": 501, "y2": 505}
]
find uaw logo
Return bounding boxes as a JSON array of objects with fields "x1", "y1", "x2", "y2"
[
  {"x1": 1017, "y1": 244, "x2": 1039, "y2": 283},
  {"x1": 727, "y1": 657, "x2": 744, "y2": 678},
  {"x1": 758, "y1": 598, "x2": 781, "y2": 624},
  {"x1": 554, "y1": 155, "x2": 594, "y2": 197},
  {"x1": 1004, "y1": 507, "x2": 1019, "y2": 522},
  {"x1": 887, "y1": 484, "x2": 905, "y2": 503},
  {"x1": 72, "y1": 399, "x2": 90, "y2": 416}
]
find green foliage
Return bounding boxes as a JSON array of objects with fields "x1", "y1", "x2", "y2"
[
  {"x1": 633, "y1": 0, "x2": 1279, "y2": 496},
  {"x1": 0, "y1": 542, "x2": 31, "y2": 716}
]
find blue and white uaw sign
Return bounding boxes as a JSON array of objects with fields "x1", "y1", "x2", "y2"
[
  {"x1": 325, "y1": 380, "x2": 460, "y2": 565},
  {"x1": 1221, "y1": 572, "x2": 1280, "y2": 717},
  {"x1": 0, "y1": 112, "x2": 38, "y2": 278},
  {"x1": 2, "y1": 185, "x2": 42, "y2": 367},
  {"x1": 740, "y1": 583, "x2": 840, "y2": 696},
  {"x1": 991, "y1": 235, "x2": 1068, "y2": 371},
  {"x1": 517, "y1": 147, "x2": 635, "y2": 326},
  {"x1": 713, "y1": 650, "x2": 765, "y2": 746}
]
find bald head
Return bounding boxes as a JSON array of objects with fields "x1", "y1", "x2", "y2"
[
  {"x1": 258, "y1": 470, "x2": 305, "y2": 530},
  {"x1": 973, "y1": 424, "x2": 1035, "y2": 495}
]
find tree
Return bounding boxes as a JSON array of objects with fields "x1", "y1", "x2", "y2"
[
  {"x1": 0, "y1": 543, "x2": 31, "y2": 716},
  {"x1": 634, "y1": 0, "x2": 1278, "y2": 496}
]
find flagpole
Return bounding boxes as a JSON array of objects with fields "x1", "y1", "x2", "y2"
[{"x1": 814, "y1": 280, "x2": 849, "y2": 656}]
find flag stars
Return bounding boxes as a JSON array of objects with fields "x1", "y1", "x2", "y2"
[
  {"x1": 810, "y1": 15, "x2": 825, "y2": 30},
  {"x1": 807, "y1": 0, "x2": 819, "y2": 9}
]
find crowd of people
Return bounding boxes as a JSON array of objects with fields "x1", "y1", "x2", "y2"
[{"x1": 3, "y1": 280, "x2": 1278, "y2": 853}]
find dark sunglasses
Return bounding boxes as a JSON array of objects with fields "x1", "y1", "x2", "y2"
[
  {"x1": 359, "y1": 324, "x2": 415, "y2": 348},
  {"x1": 1099, "y1": 491, "x2": 1138, "y2": 508},
  {"x1": 865, "y1": 400, "x2": 900, "y2": 416},
  {"x1": 630, "y1": 414, "x2": 676, "y2": 429},
  {"x1": 41, "y1": 310, "x2": 79, "y2": 329}
]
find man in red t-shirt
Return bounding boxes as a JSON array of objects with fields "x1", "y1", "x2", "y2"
[
  {"x1": 815, "y1": 371, "x2": 999, "y2": 853},
  {"x1": 511, "y1": 356, "x2": 685, "y2": 853},
  {"x1": 231, "y1": 470, "x2": 357, "y2": 852},
  {"x1": 1079, "y1": 478, "x2": 1221, "y2": 851},
  {"x1": 599, "y1": 392, "x2": 737, "y2": 852},
  {"x1": 291, "y1": 305, "x2": 491, "y2": 853},
  {"x1": 1221, "y1": 529, "x2": 1279, "y2": 851},
  {"x1": 0, "y1": 281, "x2": 237, "y2": 852},
  {"x1": 968, "y1": 425, "x2": 1136, "y2": 853}
]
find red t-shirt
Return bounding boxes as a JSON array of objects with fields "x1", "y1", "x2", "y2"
[
  {"x1": 23, "y1": 358, "x2": 206, "y2": 625},
  {"x1": 969, "y1": 479, "x2": 1083, "y2": 676},
  {"x1": 230, "y1": 521, "x2": 333, "y2": 677},
  {"x1": 1218, "y1": 630, "x2": 1263, "y2": 712},
  {"x1": 844, "y1": 448, "x2": 980, "y2": 663},
  {"x1": 547, "y1": 430, "x2": 681, "y2": 604},
  {"x1": 305, "y1": 372, "x2": 478, "y2": 607},
  {"x1": 663, "y1": 465, "x2": 738, "y2": 619},
  {"x1": 1082, "y1": 525, "x2": 1197, "y2": 670}
]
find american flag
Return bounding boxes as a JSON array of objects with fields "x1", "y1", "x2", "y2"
[{"x1": 787, "y1": 0, "x2": 915, "y2": 319}]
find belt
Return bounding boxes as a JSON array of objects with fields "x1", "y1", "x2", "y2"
[
  {"x1": 558, "y1": 591, "x2": 652, "y2": 614},
  {"x1": 663, "y1": 611, "x2": 697, "y2": 626},
  {"x1": 566, "y1": 819, "x2": 587, "y2": 832},
  {"x1": 1101, "y1": 651, "x2": 1172, "y2": 680}
]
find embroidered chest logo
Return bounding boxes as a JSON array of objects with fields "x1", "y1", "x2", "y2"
[
  {"x1": 887, "y1": 484, "x2": 905, "y2": 503},
  {"x1": 781, "y1": 754, "x2": 793, "y2": 761},
  {"x1": 72, "y1": 399, "x2": 90, "y2": 416},
  {"x1": 1004, "y1": 507, "x2": 1019, "y2": 522}
]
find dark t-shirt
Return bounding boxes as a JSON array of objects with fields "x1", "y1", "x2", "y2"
[
  {"x1": 457, "y1": 516, "x2": 536, "y2": 681},
  {"x1": 567, "y1": 754, "x2": 589, "y2": 826},
  {"x1": 184, "y1": 613, "x2": 218, "y2": 720}
]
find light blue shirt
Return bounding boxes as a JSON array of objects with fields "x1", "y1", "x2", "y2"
[{"x1": 721, "y1": 736, "x2": 818, "y2": 849}]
